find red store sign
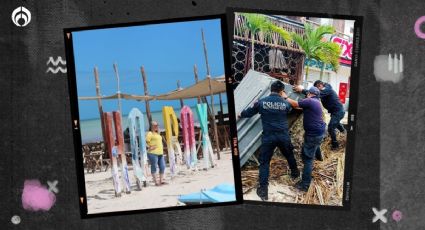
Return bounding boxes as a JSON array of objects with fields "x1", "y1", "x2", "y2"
[
  {"x1": 331, "y1": 36, "x2": 353, "y2": 65},
  {"x1": 339, "y1": 82, "x2": 348, "y2": 104}
]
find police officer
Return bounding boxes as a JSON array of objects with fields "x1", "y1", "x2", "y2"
[
  {"x1": 284, "y1": 87, "x2": 326, "y2": 192},
  {"x1": 294, "y1": 80, "x2": 345, "y2": 150},
  {"x1": 238, "y1": 81, "x2": 299, "y2": 201}
]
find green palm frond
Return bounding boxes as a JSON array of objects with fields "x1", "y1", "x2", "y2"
[
  {"x1": 311, "y1": 25, "x2": 335, "y2": 42},
  {"x1": 316, "y1": 41, "x2": 341, "y2": 71},
  {"x1": 241, "y1": 13, "x2": 271, "y2": 34},
  {"x1": 291, "y1": 23, "x2": 340, "y2": 72},
  {"x1": 269, "y1": 24, "x2": 292, "y2": 44},
  {"x1": 241, "y1": 13, "x2": 292, "y2": 45},
  {"x1": 291, "y1": 32, "x2": 307, "y2": 54}
]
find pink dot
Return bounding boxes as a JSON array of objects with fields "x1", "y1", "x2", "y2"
[
  {"x1": 392, "y1": 210, "x2": 402, "y2": 222},
  {"x1": 414, "y1": 16, "x2": 425, "y2": 39},
  {"x1": 22, "y1": 180, "x2": 56, "y2": 211}
]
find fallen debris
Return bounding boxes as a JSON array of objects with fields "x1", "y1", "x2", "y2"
[{"x1": 241, "y1": 111, "x2": 346, "y2": 206}]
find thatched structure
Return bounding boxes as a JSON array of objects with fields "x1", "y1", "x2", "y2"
[{"x1": 232, "y1": 13, "x2": 306, "y2": 84}]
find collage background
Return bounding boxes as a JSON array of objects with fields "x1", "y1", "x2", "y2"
[{"x1": 0, "y1": 0, "x2": 423, "y2": 229}]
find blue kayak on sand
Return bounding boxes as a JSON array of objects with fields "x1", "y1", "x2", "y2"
[{"x1": 178, "y1": 183, "x2": 236, "y2": 204}]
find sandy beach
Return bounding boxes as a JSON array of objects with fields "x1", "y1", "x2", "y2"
[{"x1": 84, "y1": 150, "x2": 235, "y2": 214}]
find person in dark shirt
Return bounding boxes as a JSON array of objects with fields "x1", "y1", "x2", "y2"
[
  {"x1": 285, "y1": 87, "x2": 326, "y2": 192},
  {"x1": 295, "y1": 80, "x2": 345, "y2": 149},
  {"x1": 238, "y1": 81, "x2": 299, "y2": 201}
]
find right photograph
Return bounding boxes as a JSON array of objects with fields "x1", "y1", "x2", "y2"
[{"x1": 229, "y1": 10, "x2": 361, "y2": 206}]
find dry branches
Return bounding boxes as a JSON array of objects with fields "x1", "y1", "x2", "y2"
[{"x1": 241, "y1": 112, "x2": 347, "y2": 206}]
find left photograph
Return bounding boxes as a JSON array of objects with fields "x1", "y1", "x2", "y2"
[{"x1": 64, "y1": 16, "x2": 239, "y2": 216}]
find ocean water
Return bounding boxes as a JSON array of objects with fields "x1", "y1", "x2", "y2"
[{"x1": 80, "y1": 103, "x2": 228, "y2": 144}]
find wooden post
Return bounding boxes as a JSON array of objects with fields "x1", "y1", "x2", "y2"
[
  {"x1": 94, "y1": 67, "x2": 107, "y2": 151},
  {"x1": 103, "y1": 112, "x2": 121, "y2": 197},
  {"x1": 208, "y1": 77, "x2": 221, "y2": 159},
  {"x1": 193, "y1": 65, "x2": 201, "y2": 103},
  {"x1": 218, "y1": 91, "x2": 225, "y2": 150},
  {"x1": 201, "y1": 28, "x2": 221, "y2": 158},
  {"x1": 194, "y1": 64, "x2": 210, "y2": 107},
  {"x1": 112, "y1": 63, "x2": 123, "y2": 120},
  {"x1": 298, "y1": 55, "x2": 306, "y2": 85},
  {"x1": 177, "y1": 80, "x2": 184, "y2": 108},
  {"x1": 140, "y1": 66, "x2": 153, "y2": 130},
  {"x1": 201, "y1": 29, "x2": 211, "y2": 76},
  {"x1": 218, "y1": 93, "x2": 223, "y2": 114}
]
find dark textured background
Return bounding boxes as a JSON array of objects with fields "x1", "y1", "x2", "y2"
[
  {"x1": 0, "y1": 0, "x2": 422, "y2": 229},
  {"x1": 378, "y1": 0, "x2": 425, "y2": 229}
]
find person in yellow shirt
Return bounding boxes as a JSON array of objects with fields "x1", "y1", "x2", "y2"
[{"x1": 146, "y1": 121, "x2": 166, "y2": 186}]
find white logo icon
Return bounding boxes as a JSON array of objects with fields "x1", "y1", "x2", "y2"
[
  {"x1": 11, "y1": 215, "x2": 21, "y2": 225},
  {"x1": 387, "y1": 53, "x2": 403, "y2": 74},
  {"x1": 46, "y1": 56, "x2": 67, "y2": 74},
  {"x1": 372, "y1": 207, "x2": 388, "y2": 223},
  {"x1": 47, "y1": 180, "x2": 59, "y2": 193},
  {"x1": 374, "y1": 53, "x2": 404, "y2": 83},
  {"x1": 11, "y1": 6, "x2": 31, "y2": 27}
]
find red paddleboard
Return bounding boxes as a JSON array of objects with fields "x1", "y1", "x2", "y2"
[
  {"x1": 103, "y1": 112, "x2": 122, "y2": 197},
  {"x1": 113, "y1": 111, "x2": 131, "y2": 194}
]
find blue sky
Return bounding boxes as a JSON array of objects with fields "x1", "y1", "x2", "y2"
[{"x1": 72, "y1": 19, "x2": 226, "y2": 120}]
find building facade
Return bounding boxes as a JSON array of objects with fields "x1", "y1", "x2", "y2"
[{"x1": 232, "y1": 13, "x2": 354, "y2": 107}]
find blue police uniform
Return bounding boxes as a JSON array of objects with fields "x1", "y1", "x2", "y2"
[
  {"x1": 319, "y1": 83, "x2": 345, "y2": 147},
  {"x1": 304, "y1": 83, "x2": 345, "y2": 147},
  {"x1": 297, "y1": 91, "x2": 326, "y2": 191},
  {"x1": 240, "y1": 92, "x2": 299, "y2": 189}
]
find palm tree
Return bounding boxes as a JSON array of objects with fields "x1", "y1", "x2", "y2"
[
  {"x1": 291, "y1": 23, "x2": 341, "y2": 83},
  {"x1": 269, "y1": 24, "x2": 291, "y2": 45},
  {"x1": 241, "y1": 13, "x2": 291, "y2": 70},
  {"x1": 316, "y1": 40, "x2": 341, "y2": 80}
]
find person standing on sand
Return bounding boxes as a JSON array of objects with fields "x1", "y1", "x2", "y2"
[
  {"x1": 238, "y1": 81, "x2": 300, "y2": 201},
  {"x1": 146, "y1": 121, "x2": 167, "y2": 186},
  {"x1": 284, "y1": 87, "x2": 326, "y2": 192}
]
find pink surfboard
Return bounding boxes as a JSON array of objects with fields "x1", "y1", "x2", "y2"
[{"x1": 180, "y1": 106, "x2": 197, "y2": 169}]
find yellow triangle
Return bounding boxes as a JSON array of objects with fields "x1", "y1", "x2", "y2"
[
  {"x1": 67, "y1": 33, "x2": 71, "y2": 39},
  {"x1": 80, "y1": 197, "x2": 84, "y2": 203}
]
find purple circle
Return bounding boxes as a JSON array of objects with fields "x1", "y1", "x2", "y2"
[
  {"x1": 392, "y1": 210, "x2": 402, "y2": 222},
  {"x1": 414, "y1": 16, "x2": 425, "y2": 39}
]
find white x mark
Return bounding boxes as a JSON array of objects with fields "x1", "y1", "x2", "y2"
[
  {"x1": 47, "y1": 180, "x2": 59, "y2": 193},
  {"x1": 372, "y1": 207, "x2": 387, "y2": 223}
]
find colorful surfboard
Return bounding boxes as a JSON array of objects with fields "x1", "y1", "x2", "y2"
[
  {"x1": 162, "y1": 106, "x2": 183, "y2": 177},
  {"x1": 113, "y1": 111, "x2": 131, "y2": 194},
  {"x1": 180, "y1": 106, "x2": 197, "y2": 169},
  {"x1": 195, "y1": 103, "x2": 215, "y2": 170},
  {"x1": 128, "y1": 108, "x2": 147, "y2": 190},
  {"x1": 103, "y1": 112, "x2": 122, "y2": 197}
]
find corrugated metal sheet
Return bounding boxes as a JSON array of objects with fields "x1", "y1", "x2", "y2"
[{"x1": 235, "y1": 70, "x2": 304, "y2": 167}]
